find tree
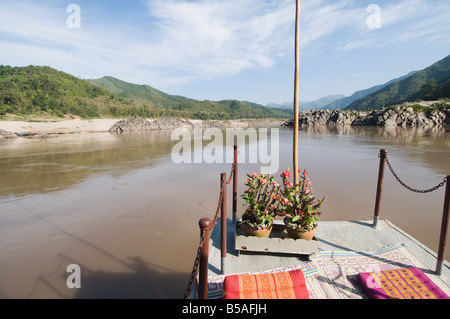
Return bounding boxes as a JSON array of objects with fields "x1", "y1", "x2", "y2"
[{"x1": 420, "y1": 79, "x2": 438, "y2": 100}]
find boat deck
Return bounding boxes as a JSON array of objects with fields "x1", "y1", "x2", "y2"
[{"x1": 200, "y1": 219, "x2": 450, "y2": 298}]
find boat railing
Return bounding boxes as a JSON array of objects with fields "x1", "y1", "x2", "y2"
[
  {"x1": 185, "y1": 147, "x2": 449, "y2": 299},
  {"x1": 184, "y1": 145, "x2": 238, "y2": 299},
  {"x1": 373, "y1": 149, "x2": 449, "y2": 275}
]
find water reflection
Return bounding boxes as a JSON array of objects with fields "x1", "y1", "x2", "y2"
[
  {"x1": 294, "y1": 126, "x2": 450, "y2": 176},
  {"x1": 0, "y1": 132, "x2": 180, "y2": 198},
  {"x1": 299, "y1": 124, "x2": 448, "y2": 140}
]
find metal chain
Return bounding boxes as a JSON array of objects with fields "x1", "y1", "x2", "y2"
[
  {"x1": 183, "y1": 233, "x2": 205, "y2": 299},
  {"x1": 384, "y1": 155, "x2": 447, "y2": 193},
  {"x1": 226, "y1": 161, "x2": 235, "y2": 185},
  {"x1": 211, "y1": 187, "x2": 225, "y2": 227}
]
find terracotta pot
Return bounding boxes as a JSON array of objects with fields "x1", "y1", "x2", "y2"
[
  {"x1": 242, "y1": 222, "x2": 272, "y2": 238},
  {"x1": 286, "y1": 225, "x2": 316, "y2": 240}
]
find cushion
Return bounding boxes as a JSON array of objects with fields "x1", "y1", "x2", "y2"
[
  {"x1": 206, "y1": 266, "x2": 317, "y2": 299},
  {"x1": 358, "y1": 267, "x2": 449, "y2": 299},
  {"x1": 223, "y1": 269, "x2": 309, "y2": 299}
]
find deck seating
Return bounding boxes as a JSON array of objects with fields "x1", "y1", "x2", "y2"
[
  {"x1": 223, "y1": 269, "x2": 309, "y2": 299},
  {"x1": 357, "y1": 267, "x2": 449, "y2": 299}
]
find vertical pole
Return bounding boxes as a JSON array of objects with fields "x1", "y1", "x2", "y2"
[
  {"x1": 221, "y1": 172, "x2": 227, "y2": 274},
  {"x1": 198, "y1": 218, "x2": 211, "y2": 299},
  {"x1": 293, "y1": 0, "x2": 301, "y2": 188},
  {"x1": 232, "y1": 145, "x2": 238, "y2": 224},
  {"x1": 373, "y1": 149, "x2": 388, "y2": 228},
  {"x1": 436, "y1": 176, "x2": 450, "y2": 275}
]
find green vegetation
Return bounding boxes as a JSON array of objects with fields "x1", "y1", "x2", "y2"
[
  {"x1": 406, "y1": 101, "x2": 450, "y2": 115},
  {"x1": 0, "y1": 65, "x2": 132, "y2": 118},
  {"x1": 418, "y1": 77, "x2": 450, "y2": 101},
  {"x1": 89, "y1": 76, "x2": 292, "y2": 119},
  {"x1": 0, "y1": 65, "x2": 292, "y2": 120},
  {"x1": 345, "y1": 55, "x2": 450, "y2": 111}
]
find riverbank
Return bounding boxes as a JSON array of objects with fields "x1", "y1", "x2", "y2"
[
  {"x1": 0, "y1": 117, "x2": 285, "y2": 139},
  {"x1": 2, "y1": 99, "x2": 449, "y2": 139}
]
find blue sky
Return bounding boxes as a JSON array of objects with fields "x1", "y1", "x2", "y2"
[{"x1": 1, "y1": 0, "x2": 450, "y2": 105}]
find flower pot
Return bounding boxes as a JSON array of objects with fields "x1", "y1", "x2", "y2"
[
  {"x1": 242, "y1": 222, "x2": 272, "y2": 238},
  {"x1": 286, "y1": 225, "x2": 316, "y2": 240}
]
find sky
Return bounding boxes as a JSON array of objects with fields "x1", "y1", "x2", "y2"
[{"x1": 1, "y1": 0, "x2": 450, "y2": 105}]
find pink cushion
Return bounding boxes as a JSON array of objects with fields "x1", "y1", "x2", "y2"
[{"x1": 358, "y1": 267, "x2": 449, "y2": 299}]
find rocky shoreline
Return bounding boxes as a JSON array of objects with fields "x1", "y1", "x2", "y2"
[
  {"x1": 109, "y1": 117, "x2": 284, "y2": 133},
  {"x1": 282, "y1": 101, "x2": 450, "y2": 128}
]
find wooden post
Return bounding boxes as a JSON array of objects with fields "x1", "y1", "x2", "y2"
[
  {"x1": 436, "y1": 176, "x2": 450, "y2": 275},
  {"x1": 373, "y1": 149, "x2": 388, "y2": 228},
  {"x1": 293, "y1": 0, "x2": 301, "y2": 188},
  {"x1": 232, "y1": 145, "x2": 238, "y2": 224},
  {"x1": 198, "y1": 218, "x2": 211, "y2": 299},
  {"x1": 221, "y1": 172, "x2": 227, "y2": 274}
]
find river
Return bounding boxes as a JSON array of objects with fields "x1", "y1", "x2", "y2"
[{"x1": 0, "y1": 125, "x2": 449, "y2": 298}]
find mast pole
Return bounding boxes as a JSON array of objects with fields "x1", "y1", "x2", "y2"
[{"x1": 293, "y1": 0, "x2": 301, "y2": 187}]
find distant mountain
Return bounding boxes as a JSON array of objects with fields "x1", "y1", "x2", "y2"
[
  {"x1": 89, "y1": 76, "x2": 292, "y2": 119},
  {"x1": 323, "y1": 71, "x2": 417, "y2": 110},
  {"x1": 267, "y1": 94, "x2": 345, "y2": 110},
  {"x1": 345, "y1": 54, "x2": 450, "y2": 111},
  {"x1": 89, "y1": 76, "x2": 196, "y2": 107},
  {"x1": 0, "y1": 65, "x2": 292, "y2": 120}
]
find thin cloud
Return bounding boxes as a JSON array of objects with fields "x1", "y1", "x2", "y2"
[
  {"x1": 0, "y1": 0, "x2": 449, "y2": 88},
  {"x1": 339, "y1": 0, "x2": 450, "y2": 51},
  {"x1": 140, "y1": 0, "x2": 295, "y2": 81}
]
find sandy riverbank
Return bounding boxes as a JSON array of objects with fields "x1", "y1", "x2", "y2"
[
  {"x1": 0, "y1": 119, "x2": 121, "y2": 136},
  {"x1": 0, "y1": 117, "x2": 285, "y2": 137}
]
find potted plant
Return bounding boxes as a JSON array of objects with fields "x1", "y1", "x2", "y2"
[
  {"x1": 240, "y1": 172, "x2": 280, "y2": 237},
  {"x1": 278, "y1": 168, "x2": 326, "y2": 240}
]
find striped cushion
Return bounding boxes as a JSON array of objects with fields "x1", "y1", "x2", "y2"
[
  {"x1": 358, "y1": 267, "x2": 449, "y2": 299},
  {"x1": 223, "y1": 269, "x2": 309, "y2": 299}
]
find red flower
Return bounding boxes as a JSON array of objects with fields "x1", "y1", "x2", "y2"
[
  {"x1": 282, "y1": 170, "x2": 291, "y2": 178},
  {"x1": 303, "y1": 170, "x2": 308, "y2": 177}
]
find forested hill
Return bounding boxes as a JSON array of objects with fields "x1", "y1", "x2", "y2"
[
  {"x1": 0, "y1": 65, "x2": 292, "y2": 119},
  {"x1": 89, "y1": 76, "x2": 292, "y2": 119},
  {"x1": 345, "y1": 54, "x2": 450, "y2": 111}
]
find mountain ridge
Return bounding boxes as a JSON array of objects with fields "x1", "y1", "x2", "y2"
[
  {"x1": 345, "y1": 54, "x2": 450, "y2": 110},
  {"x1": 323, "y1": 71, "x2": 418, "y2": 110},
  {"x1": 267, "y1": 94, "x2": 346, "y2": 110}
]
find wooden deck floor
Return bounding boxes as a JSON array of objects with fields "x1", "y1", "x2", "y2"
[{"x1": 205, "y1": 219, "x2": 450, "y2": 295}]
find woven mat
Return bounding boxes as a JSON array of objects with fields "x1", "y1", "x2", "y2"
[{"x1": 306, "y1": 243, "x2": 450, "y2": 299}]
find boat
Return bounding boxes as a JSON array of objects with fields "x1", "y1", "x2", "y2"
[
  {"x1": 184, "y1": 145, "x2": 450, "y2": 299},
  {"x1": 183, "y1": 0, "x2": 450, "y2": 300}
]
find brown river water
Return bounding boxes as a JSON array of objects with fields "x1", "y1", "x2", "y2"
[{"x1": 0, "y1": 125, "x2": 449, "y2": 298}]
